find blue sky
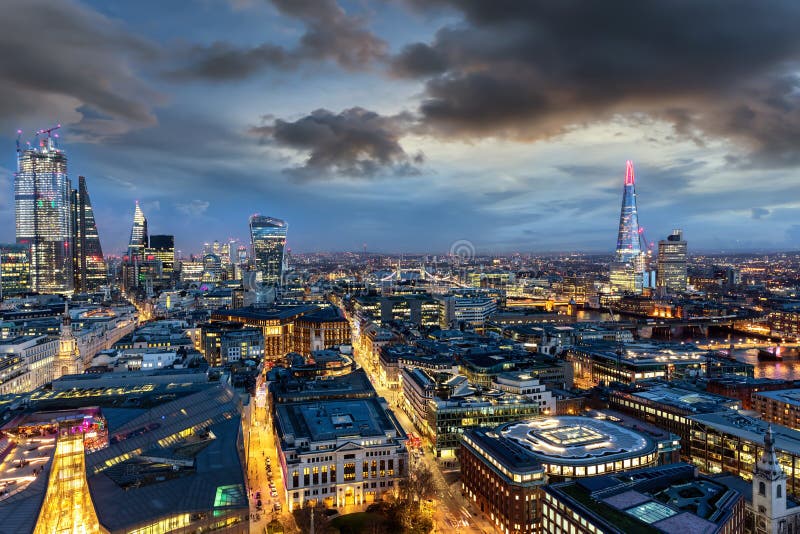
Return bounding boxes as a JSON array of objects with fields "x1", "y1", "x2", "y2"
[{"x1": 1, "y1": 0, "x2": 799, "y2": 255}]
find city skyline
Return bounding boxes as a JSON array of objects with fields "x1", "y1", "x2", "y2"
[{"x1": 2, "y1": 1, "x2": 800, "y2": 254}]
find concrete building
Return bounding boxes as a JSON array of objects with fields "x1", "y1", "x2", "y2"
[
  {"x1": 542, "y1": 463, "x2": 745, "y2": 534},
  {"x1": 274, "y1": 396, "x2": 408, "y2": 511},
  {"x1": 0, "y1": 335, "x2": 58, "y2": 394},
  {"x1": 753, "y1": 389, "x2": 800, "y2": 430}
]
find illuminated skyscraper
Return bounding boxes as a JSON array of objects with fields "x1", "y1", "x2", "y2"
[
  {"x1": 148, "y1": 234, "x2": 175, "y2": 286},
  {"x1": 71, "y1": 176, "x2": 106, "y2": 292},
  {"x1": 15, "y1": 128, "x2": 74, "y2": 293},
  {"x1": 610, "y1": 160, "x2": 646, "y2": 293},
  {"x1": 127, "y1": 201, "x2": 148, "y2": 260},
  {"x1": 656, "y1": 229, "x2": 688, "y2": 293},
  {"x1": 0, "y1": 243, "x2": 30, "y2": 297},
  {"x1": 249, "y1": 215, "x2": 287, "y2": 286}
]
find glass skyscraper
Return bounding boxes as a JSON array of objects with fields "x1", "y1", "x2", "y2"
[
  {"x1": 656, "y1": 229, "x2": 688, "y2": 293},
  {"x1": 610, "y1": 160, "x2": 645, "y2": 293},
  {"x1": 127, "y1": 201, "x2": 148, "y2": 260},
  {"x1": 249, "y1": 215, "x2": 287, "y2": 286},
  {"x1": 15, "y1": 132, "x2": 74, "y2": 293},
  {"x1": 71, "y1": 176, "x2": 106, "y2": 292}
]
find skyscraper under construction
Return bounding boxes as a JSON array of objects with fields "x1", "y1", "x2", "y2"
[
  {"x1": 15, "y1": 127, "x2": 74, "y2": 293},
  {"x1": 610, "y1": 160, "x2": 646, "y2": 293},
  {"x1": 72, "y1": 176, "x2": 107, "y2": 292}
]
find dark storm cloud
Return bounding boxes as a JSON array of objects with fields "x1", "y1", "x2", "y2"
[
  {"x1": 167, "y1": 0, "x2": 386, "y2": 81},
  {"x1": 0, "y1": 0, "x2": 162, "y2": 137},
  {"x1": 392, "y1": 0, "x2": 800, "y2": 165},
  {"x1": 252, "y1": 108, "x2": 422, "y2": 180}
]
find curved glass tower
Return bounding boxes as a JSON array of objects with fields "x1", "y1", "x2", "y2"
[
  {"x1": 127, "y1": 201, "x2": 148, "y2": 260},
  {"x1": 610, "y1": 161, "x2": 645, "y2": 293},
  {"x1": 249, "y1": 215, "x2": 287, "y2": 287}
]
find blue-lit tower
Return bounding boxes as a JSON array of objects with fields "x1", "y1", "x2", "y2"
[
  {"x1": 610, "y1": 160, "x2": 646, "y2": 293},
  {"x1": 249, "y1": 215, "x2": 287, "y2": 287}
]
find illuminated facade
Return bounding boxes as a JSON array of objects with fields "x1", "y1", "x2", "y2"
[
  {"x1": 249, "y1": 215, "x2": 287, "y2": 286},
  {"x1": 147, "y1": 234, "x2": 175, "y2": 287},
  {"x1": 53, "y1": 304, "x2": 83, "y2": 380},
  {"x1": 656, "y1": 229, "x2": 688, "y2": 293},
  {"x1": 15, "y1": 132, "x2": 74, "y2": 293},
  {"x1": 34, "y1": 426, "x2": 102, "y2": 534},
  {"x1": 127, "y1": 201, "x2": 148, "y2": 260},
  {"x1": 71, "y1": 176, "x2": 107, "y2": 292},
  {"x1": 610, "y1": 160, "x2": 645, "y2": 294},
  {"x1": 0, "y1": 243, "x2": 31, "y2": 296}
]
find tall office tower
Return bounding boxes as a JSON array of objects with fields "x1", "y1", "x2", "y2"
[
  {"x1": 15, "y1": 128, "x2": 74, "y2": 293},
  {"x1": 249, "y1": 215, "x2": 287, "y2": 286},
  {"x1": 656, "y1": 229, "x2": 688, "y2": 293},
  {"x1": 127, "y1": 201, "x2": 148, "y2": 260},
  {"x1": 148, "y1": 235, "x2": 175, "y2": 283},
  {"x1": 0, "y1": 243, "x2": 31, "y2": 297},
  {"x1": 609, "y1": 160, "x2": 646, "y2": 294},
  {"x1": 71, "y1": 176, "x2": 106, "y2": 292}
]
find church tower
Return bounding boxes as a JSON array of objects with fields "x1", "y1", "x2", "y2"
[
  {"x1": 53, "y1": 301, "x2": 82, "y2": 380},
  {"x1": 753, "y1": 425, "x2": 792, "y2": 533}
]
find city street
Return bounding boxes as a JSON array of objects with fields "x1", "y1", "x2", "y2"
[
  {"x1": 245, "y1": 401, "x2": 297, "y2": 534},
  {"x1": 351, "y1": 339, "x2": 495, "y2": 534}
]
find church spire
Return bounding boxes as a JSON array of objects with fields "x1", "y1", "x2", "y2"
[{"x1": 756, "y1": 425, "x2": 785, "y2": 481}]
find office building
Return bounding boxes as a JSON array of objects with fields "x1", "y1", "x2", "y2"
[
  {"x1": 249, "y1": 215, "x2": 287, "y2": 286},
  {"x1": 610, "y1": 160, "x2": 645, "y2": 294},
  {"x1": 274, "y1": 396, "x2": 408, "y2": 511},
  {"x1": 15, "y1": 129, "x2": 74, "y2": 293},
  {"x1": 0, "y1": 243, "x2": 31, "y2": 296},
  {"x1": 0, "y1": 334, "x2": 58, "y2": 394},
  {"x1": 71, "y1": 176, "x2": 106, "y2": 292},
  {"x1": 542, "y1": 463, "x2": 745, "y2": 534},
  {"x1": 568, "y1": 341, "x2": 710, "y2": 386},
  {"x1": 212, "y1": 305, "x2": 349, "y2": 360},
  {"x1": 127, "y1": 200, "x2": 148, "y2": 260},
  {"x1": 461, "y1": 416, "x2": 672, "y2": 534},
  {"x1": 752, "y1": 389, "x2": 800, "y2": 430},
  {"x1": 656, "y1": 229, "x2": 688, "y2": 293},
  {"x1": 198, "y1": 321, "x2": 264, "y2": 366},
  {"x1": 688, "y1": 411, "x2": 800, "y2": 499},
  {"x1": 147, "y1": 234, "x2": 175, "y2": 286},
  {"x1": 438, "y1": 295, "x2": 497, "y2": 329}
]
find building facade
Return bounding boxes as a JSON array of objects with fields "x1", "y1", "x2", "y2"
[
  {"x1": 656, "y1": 229, "x2": 688, "y2": 293},
  {"x1": 71, "y1": 176, "x2": 106, "y2": 292},
  {"x1": 249, "y1": 215, "x2": 287, "y2": 287},
  {"x1": 15, "y1": 131, "x2": 74, "y2": 293},
  {"x1": 0, "y1": 243, "x2": 31, "y2": 297}
]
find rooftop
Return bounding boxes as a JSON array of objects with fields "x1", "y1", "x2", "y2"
[{"x1": 689, "y1": 411, "x2": 800, "y2": 453}]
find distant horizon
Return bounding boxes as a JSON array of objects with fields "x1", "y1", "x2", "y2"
[{"x1": 2, "y1": 2, "x2": 800, "y2": 255}]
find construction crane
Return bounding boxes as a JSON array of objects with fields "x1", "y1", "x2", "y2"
[{"x1": 36, "y1": 123, "x2": 61, "y2": 137}]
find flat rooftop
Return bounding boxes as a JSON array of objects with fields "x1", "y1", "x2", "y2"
[
  {"x1": 276, "y1": 397, "x2": 400, "y2": 444},
  {"x1": 689, "y1": 411, "x2": 800, "y2": 453},
  {"x1": 500, "y1": 416, "x2": 656, "y2": 466},
  {"x1": 628, "y1": 385, "x2": 739, "y2": 413},
  {"x1": 752, "y1": 388, "x2": 800, "y2": 405}
]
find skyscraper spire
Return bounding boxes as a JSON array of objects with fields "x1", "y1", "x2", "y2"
[
  {"x1": 127, "y1": 201, "x2": 148, "y2": 260},
  {"x1": 610, "y1": 160, "x2": 646, "y2": 293}
]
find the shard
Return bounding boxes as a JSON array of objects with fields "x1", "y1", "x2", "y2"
[{"x1": 610, "y1": 160, "x2": 645, "y2": 293}]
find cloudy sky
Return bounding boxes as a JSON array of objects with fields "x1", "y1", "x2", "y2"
[{"x1": 2, "y1": 0, "x2": 800, "y2": 255}]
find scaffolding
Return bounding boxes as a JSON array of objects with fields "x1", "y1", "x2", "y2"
[{"x1": 34, "y1": 425, "x2": 102, "y2": 534}]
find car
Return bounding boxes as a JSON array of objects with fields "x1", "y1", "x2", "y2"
[
  {"x1": 256, "y1": 499, "x2": 262, "y2": 508},
  {"x1": 256, "y1": 491, "x2": 261, "y2": 499},
  {"x1": 273, "y1": 503, "x2": 282, "y2": 511},
  {"x1": 270, "y1": 491, "x2": 278, "y2": 498}
]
